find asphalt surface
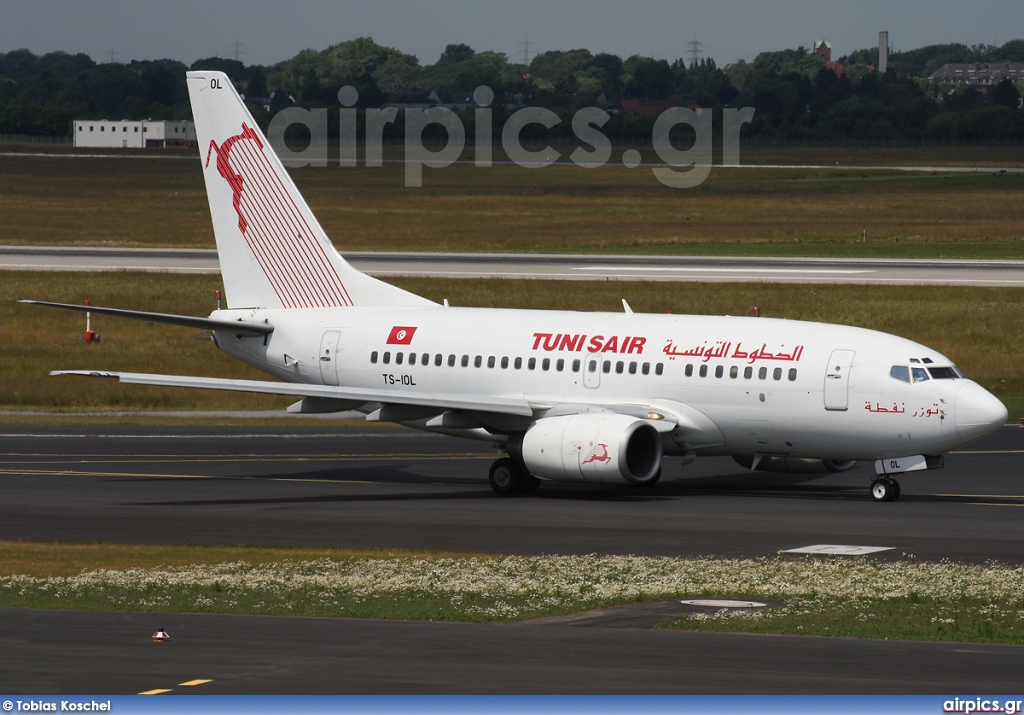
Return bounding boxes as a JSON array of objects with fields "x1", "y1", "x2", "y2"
[
  {"x1": 4, "y1": 607, "x2": 1024, "y2": 694},
  {"x1": 0, "y1": 425, "x2": 1022, "y2": 694},
  {"x1": 3, "y1": 246, "x2": 1024, "y2": 286},
  {"x1": 0, "y1": 425, "x2": 1021, "y2": 561}
]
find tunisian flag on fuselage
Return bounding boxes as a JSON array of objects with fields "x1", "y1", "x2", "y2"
[{"x1": 387, "y1": 326, "x2": 417, "y2": 345}]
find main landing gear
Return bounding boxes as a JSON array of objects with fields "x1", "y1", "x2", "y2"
[
  {"x1": 489, "y1": 457, "x2": 541, "y2": 496},
  {"x1": 870, "y1": 476, "x2": 901, "y2": 503}
]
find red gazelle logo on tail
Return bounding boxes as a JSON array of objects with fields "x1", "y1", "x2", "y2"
[
  {"x1": 203, "y1": 122, "x2": 353, "y2": 309},
  {"x1": 205, "y1": 123, "x2": 262, "y2": 234}
]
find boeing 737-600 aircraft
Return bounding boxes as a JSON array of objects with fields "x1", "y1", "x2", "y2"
[{"x1": 22, "y1": 71, "x2": 1008, "y2": 501}]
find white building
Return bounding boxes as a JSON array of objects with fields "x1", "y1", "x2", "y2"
[{"x1": 73, "y1": 119, "x2": 196, "y2": 148}]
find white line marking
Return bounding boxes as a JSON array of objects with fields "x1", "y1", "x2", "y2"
[
  {"x1": 680, "y1": 599, "x2": 767, "y2": 608},
  {"x1": 573, "y1": 266, "x2": 873, "y2": 274},
  {"x1": 781, "y1": 544, "x2": 895, "y2": 555}
]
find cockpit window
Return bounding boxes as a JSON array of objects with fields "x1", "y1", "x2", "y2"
[
  {"x1": 911, "y1": 367, "x2": 930, "y2": 383},
  {"x1": 927, "y1": 366, "x2": 960, "y2": 380},
  {"x1": 889, "y1": 365, "x2": 911, "y2": 383}
]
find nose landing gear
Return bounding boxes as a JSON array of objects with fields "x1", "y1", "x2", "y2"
[{"x1": 870, "y1": 477, "x2": 901, "y2": 502}]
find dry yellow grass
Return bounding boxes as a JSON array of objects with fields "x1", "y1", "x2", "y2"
[{"x1": 1, "y1": 153, "x2": 1022, "y2": 257}]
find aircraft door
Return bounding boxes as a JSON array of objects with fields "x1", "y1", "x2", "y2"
[
  {"x1": 583, "y1": 352, "x2": 601, "y2": 389},
  {"x1": 319, "y1": 331, "x2": 341, "y2": 386},
  {"x1": 824, "y1": 349, "x2": 855, "y2": 411}
]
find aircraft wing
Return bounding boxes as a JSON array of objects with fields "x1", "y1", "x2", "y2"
[
  {"x1": 51, "y1": 370, "x2": 535, "y2": 417},
  {"x1": 19, "y1": 301, "x2": 273, "y2": 337}
]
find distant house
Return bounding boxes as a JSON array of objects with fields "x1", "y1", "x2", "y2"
[
  {"x1": 73, "y1": 120, "x2": 196, "y2": 148},
  {"x1": 813, "y1": 39, "x2": 832, "y2": 64},
  {"x1": 929, "y1": 63, "x2": 1024, "y2": 86}
]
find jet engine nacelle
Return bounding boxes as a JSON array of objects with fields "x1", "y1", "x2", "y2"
[
  {"x1": 733, "y1": 455, "x2": 858, "y2": 473},
  {"x1": 520, "y1": 413, "x2": 662, "y2": 485}
]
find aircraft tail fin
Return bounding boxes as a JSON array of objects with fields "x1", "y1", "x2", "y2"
[{"x1": 186, "y1": 71, "x2": 432, "y2": 310}]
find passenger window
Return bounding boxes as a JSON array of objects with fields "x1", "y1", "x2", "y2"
[
  {"x1": 396, "y1": 353, "x2": 404, "y2": 365},
  {"x1": 448, "y1": 354, "x2": 456, "y2": 367},
  {"x1": 588, "y1": 360, "x2": 597, "y2": 373},
  {"x1": 542, "y1": 358, "x2": 550, "y2": 371},
  {"x1": 501, "y1": 356, "x2": 509, "y2": 369},
  {"x1": 655, "y1": 363, "x2": 664, "y2": 376},
  {"x1": 615, "y1": 361, "x2": 624, "y2": 374},
  {"x1": 422, "y1": 353, "x2": 430, "y2": 366},
  {"x1": 715, "y1": 365, "x2": 724, "y2": 378},
  {"x1": 699, "y1": 364, "x2": 708, "y2": 378},
  {"x1": 383, "y1": 352, "x2": 391, "y2": 365},
  {"x1": 572, "y1": 359, "x2": 581, "y2": 372},
  {"x1": 773, "y1": 367, "x2": 782, "y2": 380},
  {"x1": 603, "y1": 361, "x2": 611, "y2": 374},
  {"x1": 890, "y1": 365, "x2": 910, "y2": 383},
  {"x1": 556, "y1": 359, "x2": 564, "y2": 371},
  {"x1": 788, "y1": 368, "x2": 797, "y2": 381},
  {"x1": 911, "y1": 367, "x2": 930, "y2": 383},
  {"x1": 474, "y1": 356, "x2": 482, "y2": 368},
  {"x1": 642, "y1": 362, "x2": 650, "y2": 375},
  {"x1": 409, "y1": 352, "x2": 416, "y2": 364},
  {"x1": 487, "y1": 356, "x2": 495, "y2": 368},
  {"x1": 729, "y1": 366, "x2": 738, "y2": 379},
  {"x1": 743, "y1": 366, "x2": 752, "y2": 379},
  {"x1": 758, "y1": 367, "x2": 767, "y2": 380},
  {"x1": 628, "y1": 362, "x2": 637, "y2": 375},
  {"x1": 684, "y1": 364, "x2": 693, "y2": 377},
  {"x1": 435, "y1": 354, "x2": 443, "y2": 366},
  {"x1": 515, "y1": 357, "x2": 523, "y2": 369},
  {"x1": 461, "y1": 355, "x2": 469, "y2": 367},
  {"x1": 370, "y1": 351, "x2": 378, "y2": 364},
  {"x1": 528, "y1": 357, "x2": 536, "y2": 370}
]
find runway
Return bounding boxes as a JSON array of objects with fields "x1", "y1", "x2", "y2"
[
  {"x1": 0, "y1": 424, "x2": 1022, "y2": 693},
  {"x1": 0, "y1": 425, "x2": 1022, "y2": 561},
  {"x1": 2, "y1": 245, "x2": 1023, "y2": 285}
]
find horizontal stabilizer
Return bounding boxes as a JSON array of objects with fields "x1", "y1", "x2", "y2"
[
  {"x1": 19, "y1": 300, "x2": 273, "y2": 336},
  {"x1": 51, "y1": 370, "x2": 535, "y2": 417}
]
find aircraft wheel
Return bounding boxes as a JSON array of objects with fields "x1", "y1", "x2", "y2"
[
  {"x1": 521, "y1": 474, "x2": 542, "y2": 495},
  {"x1": 870, "y1": 477, "x2": 898, "y2": 502},
  {"x1": 489, "y1": 457, "x2": 526, "y2": 495}
]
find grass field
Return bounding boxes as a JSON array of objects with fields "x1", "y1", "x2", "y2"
[
  {"x1": 3, "y1": 271, "x2": 1022, "y2": 419},
  {"x1": 1, "y1": 151, "x2": 1023, "y2": 258},
  {"x1": 2, "y1": 542, "x2": 1023, "y2": 643}
]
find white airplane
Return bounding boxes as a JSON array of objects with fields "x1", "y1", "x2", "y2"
[{"x1": 22, "y1": 71, "x2": 1007, "y2": 502}]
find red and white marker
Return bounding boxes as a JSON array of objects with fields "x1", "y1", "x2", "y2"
[{"x1": 152, "y1": 628, "x2": 170, "y2": 642}]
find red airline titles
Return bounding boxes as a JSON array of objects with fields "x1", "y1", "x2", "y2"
[{"x1": 531, "y1": 333, "x2": 647, "y2": 354}]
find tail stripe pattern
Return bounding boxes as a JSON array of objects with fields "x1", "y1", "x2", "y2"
[{"x1": 206, "y1": 123, "x2": 353, "y2": 308}]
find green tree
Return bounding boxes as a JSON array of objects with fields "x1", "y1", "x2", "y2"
[
  {"x1": 438, "y1": 43, "x2": 475, "y2": 65},
  {"x1": 246, "y1": 67, "x2": 269, "y2": 99},
  {"x1": 623, "y1": 57, "x2": 675, "y2": 98},
  {"x1": 989, "y1": 78, "x2": 1021, "y2": 107}
]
